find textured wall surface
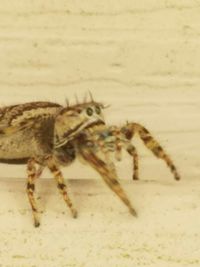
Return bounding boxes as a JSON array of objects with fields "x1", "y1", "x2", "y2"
[{"x1": 0, "y1": 1, "x2": 200, "y2": 266}]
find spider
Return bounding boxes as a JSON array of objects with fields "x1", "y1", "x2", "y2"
[{"x1": 0, "y1": 98, "x2": 180, "y2": 227}]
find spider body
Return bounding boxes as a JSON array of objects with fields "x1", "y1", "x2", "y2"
[{"x1": 0, "y1": 100, "x2": 180, "y2": 227}]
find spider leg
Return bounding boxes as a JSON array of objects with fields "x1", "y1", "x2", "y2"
[
  {"x1": 46, "y1": 156, "x2": 77, "y2": 218},
  {"x1": 125, "y1": 123, "x2": 180, "y2": 180},
  {"x1": 35, "y1": 165, "x2": 45, "y2": 179},
  {"x1": 126, "y1": 144, "x2": 139, "y2": 180},
  {"x1": 79, "y1": 147, "x2": 137, "y2": 217},
  {"x1": 26, "y1": 158, "x2": 40, "y2": 227},
  {"x1": 98, "y1": 139, "x2": 113, "y2": 165},
  {"x1": 105, "y1": 127, "x2": 122, "y2": 161},
  {"x1": 114, "y1": 136, "x2": 122, "y2": 161}
]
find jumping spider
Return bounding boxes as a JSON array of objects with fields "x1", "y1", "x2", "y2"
[{"x1": 0, "y1": 98, "x2": 180, "y2": 227}]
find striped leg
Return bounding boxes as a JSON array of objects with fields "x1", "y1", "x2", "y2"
[
  {"x1": 114, "y1": 131, "x2": 123, "y2": 161},
  {"x1": 126, "y1": 123, "x2": 180, "y2": 180},
  {"x1": 35, "y1": 165, "x2": 45, "y2": 179},
  {"x1": 27, "y1": 159, "x2": 40, "y2": 227},
  {"x1": 80, "y1": 147, "x2": 137, "y2": 216},
  {"x1": 126, "y1": 144, "x2": 139, "y2": 180},
  {"x1": 46, "y1": 156, "x2": 77, "y2": 218}
]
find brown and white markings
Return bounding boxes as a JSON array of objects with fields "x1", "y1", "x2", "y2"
[
  {"x1": 0, "y1": 100, "x2": 108, "y2": 227},
  {"x1": 0, "y1": 100, "x2": 180, "y2": 227}
]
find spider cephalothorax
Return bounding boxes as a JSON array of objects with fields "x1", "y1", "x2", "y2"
[{"x1": 54, "y1": 102, "x2": 105, "y2": 148}]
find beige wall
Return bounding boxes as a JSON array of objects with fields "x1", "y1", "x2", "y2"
[
  {"x1": 1, "y1": 2, "x2": 200, "y2": 267},
  {"x1": 0, "y1": 0, "x2": 199, "y2": 179}
]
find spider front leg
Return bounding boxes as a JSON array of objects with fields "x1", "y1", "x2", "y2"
[
  {"x1": 97, "y1": 126, "x2": 139, "y2": 180},
  {"x1": 79, "y1": 146, "x2": 137, "y2": 217},
  {"x1": 46, "y1": 155, "x2": 77, "y2": 218},
  {"x1": 122, "y1": 123, "x2": 180, "y2": 181},
  {"x1": 26, "y1": 158, "x2": 41, "y2": 227}
]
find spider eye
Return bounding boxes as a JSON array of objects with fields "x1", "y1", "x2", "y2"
[
  {"x1": 86, "y1": 107, "x2": 93, "y2": 116},
  {"x1": 95, "y1": 106, "x2": 101, "y2": 114}
]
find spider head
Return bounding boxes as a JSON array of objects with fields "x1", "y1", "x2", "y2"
[{"x1": 54, "y1": 101, "x2": 105, "y2": 148}]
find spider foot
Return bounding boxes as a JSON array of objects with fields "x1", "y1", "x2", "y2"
[
  {"x1": 133, "y1": 174, "x2": 139, "y2": 180},
  {"x1": 174, "y1": 173, "x2": 181, "y2": 181},
  {"x1": 129, "y1": 208, "x2": 137, "y2": 217},
  {"x1": 72, "y1": 208, "x2": 78, "y2": 219},
  {"x1": 34, "y1": 219, "x2": 40, "y2": 228}
]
